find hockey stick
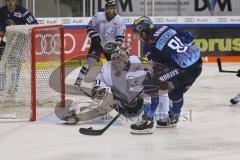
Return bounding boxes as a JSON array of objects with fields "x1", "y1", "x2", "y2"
[
  {"x1": 79, "y1": 92, "x2": 145, "y2": 136},
  {"x1": 79, "y1": 112, "x2": 121, "y2": 136},
  {"x1": 217, "y1": 58, "x2": 239, "y2": 73},
  {"x1": 79, "y1": 88, "x2": 93, "y2": 99}
]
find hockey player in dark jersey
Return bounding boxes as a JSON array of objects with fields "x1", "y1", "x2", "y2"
[
  {"x1": 131, "y1": 16, "x2": 202, "y2": 132},
  {"x1": 0, "y1": 0, "x2": 38, "y2": 60}
]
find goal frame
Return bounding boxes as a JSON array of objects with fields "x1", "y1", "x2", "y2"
[{"x1": 31, "y1": 25, "x2": 65, "y2": 121}]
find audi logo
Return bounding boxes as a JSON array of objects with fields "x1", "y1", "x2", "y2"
[
  {"x1": 217, "y1": 18, "x2": 228, "y2": 22},
  {"x1": 184, "y1": 18, "x2": 195, "y2": 22},
  {"x1": 64, "y1": 33, "x2": 76, "y2": 54},
  {"x1": 61, "y1": 19, "x2": 72, "y2": 24},
  {"x1": 124, "y1": 18, "x2": 132, "y2": 23},
  {"x1": 35, "y1": 33, "x2": 61, "y2": 55},
  {"x1": 154, "y1": 18, "x2": 165, "y2": 23},
  {"x1": 35, "y1": 33, "x2": 76, "y2": 55},
  {"x1": 37, "y1": 19, "x2": 46, "y2": 24}
]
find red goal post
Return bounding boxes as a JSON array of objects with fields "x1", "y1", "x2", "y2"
[
  {"x1": 31, "y1": 25, "x2": 65, "y2": 121},
  {"x1": 0, "y1": 25, "x2": 65, "y2": 122}
]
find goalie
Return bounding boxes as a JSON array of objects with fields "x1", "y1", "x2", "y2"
[{"x1": 55, "y1": 48, "x2": 174, "y2": 134}]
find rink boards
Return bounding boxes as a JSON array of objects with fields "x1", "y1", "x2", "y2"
[{"x1": 34, "y1": 16, "x2": 240, "y2": 63}]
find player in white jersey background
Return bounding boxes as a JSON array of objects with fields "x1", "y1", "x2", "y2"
[{"x1": 74, "y1": 0, "x2": 126, "y2": 87}]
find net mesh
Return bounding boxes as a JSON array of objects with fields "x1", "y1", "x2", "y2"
[{"x1": 0, "y1": 25, "x2": 64, "y2": 121}]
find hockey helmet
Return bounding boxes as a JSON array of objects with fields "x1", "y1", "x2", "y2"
[
  {"x1": 105, "y1": 0, "x2": 116, "y2": 7},
  {"x1": 111, "y1": 48, "x2": 130, "y2": 70},
  {"x1": 132, "y1": 16, "x2": 155, "y2": 41}
]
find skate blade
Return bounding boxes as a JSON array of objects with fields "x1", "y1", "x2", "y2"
[
  {"x1": 156, "y1": 124, "x2": 176, "y2": 128},
  {"x1": 130, "y1": 129, "x2": 153, "y2": 135}
]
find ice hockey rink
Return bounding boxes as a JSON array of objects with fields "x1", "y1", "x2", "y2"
[{"x1": 0, "y1": 63, "x2": 240, "y2": 160}]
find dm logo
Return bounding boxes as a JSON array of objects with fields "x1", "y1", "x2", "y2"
[{"x1": 195, "y1": 0, "x2": 232, "y2": 12}]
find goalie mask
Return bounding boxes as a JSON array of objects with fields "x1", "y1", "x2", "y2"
[{"x1": 111, "y1": 49, "x2": 130, "y2": 71}]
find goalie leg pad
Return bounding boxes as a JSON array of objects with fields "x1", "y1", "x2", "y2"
[
  {"x1": 57, "y1": 86, "x2": 115, "y2": 123},
  {"x1": 76, "y1": 88, "x2": 115, "y2": 121}
]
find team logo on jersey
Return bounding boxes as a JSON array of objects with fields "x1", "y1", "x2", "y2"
[
  {"x1": 14, "y1": 12, "x2": 22, "y2": 18},
  {"x1": 103, "y1": 25, "x2": 115, "y2": 42}
]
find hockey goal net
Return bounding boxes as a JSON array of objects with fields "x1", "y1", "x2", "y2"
[{"x1": 0, "y1": 25, "x2": 65, "y2": 121}]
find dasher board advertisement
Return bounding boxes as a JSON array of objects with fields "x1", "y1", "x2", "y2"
[{"x1": 95, "y1": 0, "x2": 240, "y2": 16}]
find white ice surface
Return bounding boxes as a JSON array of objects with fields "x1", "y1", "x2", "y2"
[{"x1": 0, "y1": 63, "x2": 240, "y2": 160}]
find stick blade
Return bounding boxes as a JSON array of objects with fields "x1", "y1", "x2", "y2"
[{"x1": 79, "y1": 127, "x2": 103, "y2": 136}]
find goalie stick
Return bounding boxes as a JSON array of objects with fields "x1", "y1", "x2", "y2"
[
  {"x1": 79, "y1": 90, "x2": 146, "y2": 136},
  {"x1": 79, "y1": 112, "x2": 121, "y2": 136},
  {"x1": 217, "y1": 58, "x2": 239, "y2": 73},
  {"x1": 79, "y1": 88, "x2": 93, "y2": 100}
]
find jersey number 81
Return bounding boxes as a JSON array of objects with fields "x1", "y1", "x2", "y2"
[{"x1": 168, "y1": 36, "x2": 188, "y2": 53}]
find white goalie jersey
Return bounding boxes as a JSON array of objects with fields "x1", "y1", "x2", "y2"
[
  {"x1": 94, "y1": 56, "x2": 147, "y2": 103},
  {"x1": 87, "y1": 12, "x2": 126, "y2": 44}
]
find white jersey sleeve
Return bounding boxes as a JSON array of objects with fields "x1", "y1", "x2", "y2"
[{"x1": 86, "y1": 13, "x2": 101, "y2": 38}]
